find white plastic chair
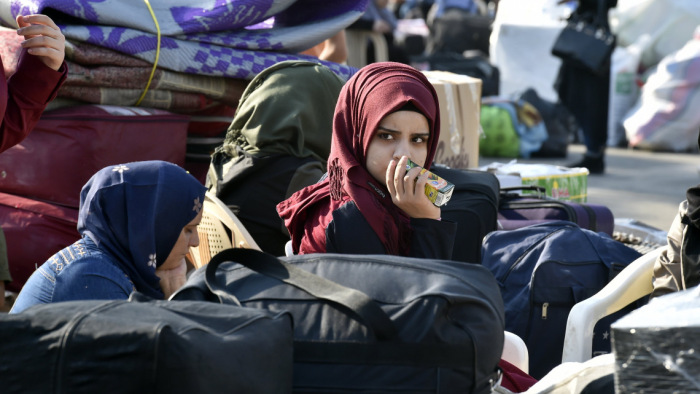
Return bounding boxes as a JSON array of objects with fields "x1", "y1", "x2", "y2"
[
  {"x1": 284, "y1": 239, "x2": 294, "y2": 257},
  {"x1": 561, "y1": 246, "x2": 664, "y2": 363},
  {"x1": 284, "y1": 240, "x2": 530, "y2": 373},
  {"x1": 344, "y1": 30, "x2": 389, "y2": 68},
  {"x1": 503, "y1": 331, "x2": 529, "y2": 374},
  {"x1": 188, "y1": 192, "x2": 261, "y2": 269}
]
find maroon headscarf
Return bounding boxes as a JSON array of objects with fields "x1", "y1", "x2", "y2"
[{"x1": 277, "y1": 62, "x2": 440, "y2": 256}]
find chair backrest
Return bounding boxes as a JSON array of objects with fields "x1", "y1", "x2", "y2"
[
  {"x1": 188, "y1": 192, "x2": 261, "y2": 269},
  {"x1": 345, "y1": 30, "x2": 389, "y2": 68},
  {"x1": 561, "y1": 246, "x2": 664, "y2": 363}
]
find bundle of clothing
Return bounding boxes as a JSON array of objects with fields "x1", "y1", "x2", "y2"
[{"x1": 0, "y1": 0, "x2": 363, "y2": 112}]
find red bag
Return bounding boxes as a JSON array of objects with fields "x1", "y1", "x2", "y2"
[
  {"x1": 0, "y1": 192, "x2": 80, "y2": 293},
  {"x1": 0, "y1": 105, "x2": 189, "y2": 208}
]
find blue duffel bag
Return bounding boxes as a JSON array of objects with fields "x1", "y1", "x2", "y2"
[{"x1": 481, "y1": 220, "x2": 643, "y2": 379}]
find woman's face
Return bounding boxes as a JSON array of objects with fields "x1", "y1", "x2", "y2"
[
  {"x1": 159, "y1": 210, "x2": 203, "y2": 271},
  {"x1": 366, "y1": 110, "x2": 430, "y2": 184}
]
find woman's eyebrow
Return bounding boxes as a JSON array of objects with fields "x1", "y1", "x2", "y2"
[{"x1": 377, "y1": 126, "x2": 400, "y2": 134}]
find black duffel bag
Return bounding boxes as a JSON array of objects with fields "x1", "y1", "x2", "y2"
[
  {"x1": 172, "y1": 248, "x2": 506, "y2": 394},
  {"x1": 0, "y1": 293, "x2": 293, "y2": 394}
]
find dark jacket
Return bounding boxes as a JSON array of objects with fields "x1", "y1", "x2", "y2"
[{"x1": 325, "y1": 201, "x2": 457, "y2": 260}]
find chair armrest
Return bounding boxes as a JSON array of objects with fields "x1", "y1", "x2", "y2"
[{"x1": 561, "y1": 246, "x2": 664, "y2": 363}]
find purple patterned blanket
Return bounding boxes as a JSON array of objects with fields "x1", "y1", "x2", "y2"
[{"x1": 0, "y1": 0, "x2": 364, "y2": 80}]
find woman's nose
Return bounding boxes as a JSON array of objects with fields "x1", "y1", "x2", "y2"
[
  {"x1": 190, "y1": 229, "x2": 200, "y2": 248},
  {"x1": 393, "y1": 140, "x2": 411, "y2": 160}
]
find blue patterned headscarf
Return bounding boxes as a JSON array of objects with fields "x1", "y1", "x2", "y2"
[{"x1": 77, "y1": 161, "x2": 207, "y2": 298}]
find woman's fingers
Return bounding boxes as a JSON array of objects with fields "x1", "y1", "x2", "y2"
[
  {"x1": 17, "y1": 14, "x2": 60, "y2": 31},
  {"x1": 386, "y1": 158, "x2": 398, "y2": 196},
  {"x1": 16, "y1": 14, "x2": 65, "y2": 71},
  {"x1": 414, "y1": 170, "x2": 430, "y2": 197},
  {"x1": 394, "y1": 156, "x2": 407, "y2": 195}
]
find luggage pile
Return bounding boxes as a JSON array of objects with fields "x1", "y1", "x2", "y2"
[
  {"x1": 0, "y1": 0, "x2": 363, "y2": 293},
  {"x1": 0, "y1": 248, "x2": 507, "y2": 393},
  {"x1": 479, "y1": 89, "x2": 580, "y2": 160},
  {"x1": 175, "y1": 248, "x2": 507, "y2": 393}
]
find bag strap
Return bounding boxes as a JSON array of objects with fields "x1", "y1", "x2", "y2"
[
  {"x1": 205, "y1": 248, "x2": 399, "y2": 341},
  {"x1": 499, "y1": 185, "x2": 548, "y2": 200},
  {"x1": 595, "y1": 0, "x2": 611, "y2": 29}
]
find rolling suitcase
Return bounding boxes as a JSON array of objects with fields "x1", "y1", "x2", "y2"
[
  {"x1": 0, "y1": 192, "x2": 80, "y2": 293},
  {"x1": 431, "y1": 165, "x2": 499, "y2": 263},
  {"x1": 172, "y1": 248, "x2": 506, "y2": 394},
  {"x1": 0, "y1": 293, "x2": 293, "y2": 393},
  {"x1": 498, "y1": 186, "x2": 614, "y2": 235}
]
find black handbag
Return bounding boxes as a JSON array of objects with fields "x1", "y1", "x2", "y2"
[
  {"x1": 551, "y1": 0, "x2": 616, "y2": 76},
  {"x1": 173, "y1": 248, "x2": 506, "y2": 394}
]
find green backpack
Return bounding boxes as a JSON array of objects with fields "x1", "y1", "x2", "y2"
[{"x1": 479, "y1": 104, "x2": 520, "y2": 158}]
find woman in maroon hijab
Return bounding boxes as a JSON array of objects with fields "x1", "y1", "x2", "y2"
[
  {"x1": 277, "y1": 62, "x2": 456, "y2": 259},
  {"x1": 278, "y1": 62, "x2": 538, "y2": 392}
]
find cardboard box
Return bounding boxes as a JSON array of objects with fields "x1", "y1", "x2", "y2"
[
  {"x1": 481, "y1": 162, "x2": 590, "y2": 203},
  {"x1": 521, "y1": 169, "x2": 589, "y2": 203},
  {"x1": 423, "y1": 71, "x2": 482, "y2": 169}
]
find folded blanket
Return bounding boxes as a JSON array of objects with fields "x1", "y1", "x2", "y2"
[
  {"x1": 1, "y1": 0, "x2": 363, "y2": 80},
  {"x1": 59, "y1": 24, "x2": 357, "y2": 80},
  {"x1": 1, "y1": 30, "x2": 249, "y2": 110},
  {"x1": 1, "y1": 0, "x2": 322, "y2": 35},
  {"x1": 65, "y1": 60, "x2": 247, "y2": 107}
]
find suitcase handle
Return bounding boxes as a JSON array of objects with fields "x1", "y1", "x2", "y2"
[
  {"x1": 500, "y1": 185, "x2": 548, "y2": 199},
  {"x1": 205, "y1": 248, "x2": 399, "y2": 341}
]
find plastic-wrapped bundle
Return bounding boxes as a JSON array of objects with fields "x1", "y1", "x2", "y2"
[{"x1": 612, "y1": 286, "x2": 700, "y2": 393}]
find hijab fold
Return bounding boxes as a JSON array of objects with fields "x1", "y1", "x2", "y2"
[
  {"x1": 78, "y1": 161, "x2": 206, "y2": 299},
  {"x1": 278, "y1": 62, "x2": 440, "y2": 256}
]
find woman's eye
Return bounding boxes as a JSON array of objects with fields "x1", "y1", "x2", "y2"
[
  {"x1": 413, "y1": 136, "x2": 427, "y2": 143},
  {"x1": 377, "y1": 132, "x2": 393, "y2": 140}
]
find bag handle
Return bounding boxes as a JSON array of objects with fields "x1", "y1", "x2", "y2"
[
  {"x1": 500, "y1": 185, "x2": 548, "y2": 199},
  {"x1": 205, "y1": 248, "x2": 399, "y2": 341},
  {"x1": 570, "y1": 0, "x2": 610, "y2": 29}
]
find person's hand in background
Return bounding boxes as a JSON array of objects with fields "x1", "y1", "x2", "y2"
[{"x1": 16, "y1": 14, "x2": 65, "y2": 71}]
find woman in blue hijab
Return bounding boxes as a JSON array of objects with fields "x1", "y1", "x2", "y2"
[{"x1": 10, "y1": 160, "x2": 206, "y2": 313}]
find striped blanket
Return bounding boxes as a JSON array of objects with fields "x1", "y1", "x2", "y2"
[
  {"x1": 0, "y1": 0, "x2": 364, "y2": 81},
  {"x1": 2, "y1": 30, "x2": 247, "y2": 110}
]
